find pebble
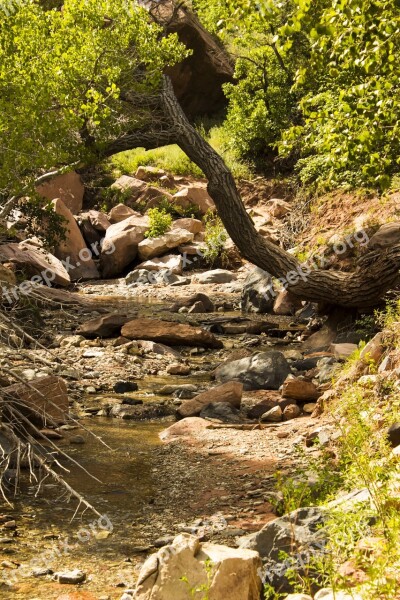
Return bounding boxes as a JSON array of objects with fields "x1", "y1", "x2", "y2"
[
  {"x1": 54, "y1": 569, "x2": 86, "y2": 584},
  {"x1": 69, "y1": 435, "x2": 85, "y2": 444}
]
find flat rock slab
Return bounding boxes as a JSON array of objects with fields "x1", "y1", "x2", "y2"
[
  {"x1": 121, "y1": 318, "x2": 223, "y2": 348},
  {"x1": 177, "y1": 381, "x2": 243, "y2": 418},
  {"x1": 3, "y1": 376, "x2": 68, "y2": 426},
  {"x1": 0, "y1": 243, "x2": 71, "y2": 287},
  {"x1": 77, "y1": 314, "x2": 134, "y2": 338}
]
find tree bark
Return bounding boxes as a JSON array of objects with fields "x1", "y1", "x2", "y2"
[{"x1": 157, "y1": 76, "x2": 400, "y2": 309}]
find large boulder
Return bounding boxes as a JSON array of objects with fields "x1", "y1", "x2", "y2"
[
  {"x1": 110, "y1": 175, "x2": 147, "y2": 202},
  {"x1": 282, "y1": 376, "x2": 321, "y2": 402},
  {"x1": 4, "y1": 376, "x2": 69, "y2": 426},
  {"x1": 87, "y1": 210, "x2": 110, "y2": 232},
  {"x1": 134, "y1": 533, "x2": 261, "y2": 600},
  {"x1": 159, "y1": 417, "x2": 209, "y2": 442},
  {"x1": 137, "y1": 255, "x2": 183, "y2": 275},
  {"x1": 273, "y1": 289, "x2": 302, "y2": 315},
  {"x1": 367, "y1": 222, "x2": 400, "y2": 250},
  {"x1": 195, "y1": 269, "x2": 236, "y2": 284},
  {"x1": 0, "y1": 242, "x2": 71, "y2": 287},
  {"x1": 215, "y1": 351, "x2": 291, "y2": 391},
  {"x1": 241, "y1": 267, "x2": 275, "y2": 313},
  {"x1": 108, "y1": 204, "x2": 139, "y2": 224},
  {"x1": 138, "y1": 229, "x2": 193, "y2": 260},
  {"x1": 200, "y1": 402, "x2": 243, "y2": 423},
  {"x1": 238, "y1": 507, "x2": 326, "y2": 593},
  {"x1": 177, "y1": 381, "x2": 243, "y2": 418},
  {"x1": 121, "y1": 318, "x2": 223, "y2": 348},
  {"x1": 36, "y1": 171, "x2": 84, "y2": 214},
  {"x1": 173, "y1": 184, "x2": 215, "y2": 215},
  {"x1": 53, "y1": 199, "x2": 99, "y2": 280},
  {"x1": 135, "y1": 166, "x2": 166, "y2": 181},
  {"x1": 172, "y1": 218, "x2": 203, "y2": 234},
  {"x1": 100, "y1": 215, "x2": 149, "y2": 277}
]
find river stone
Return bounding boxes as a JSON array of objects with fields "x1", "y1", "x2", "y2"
[
  {"x1": 284, "y1": 595, "x2": 313, "y2": 600},
  {"x1": 367, "y1": 222, "x2": 400, "y2": 250},
  {"x1": 273, "y1": 289, "x2": 302, "y2": 315},
  {"x1": 177, "y1": 381, "x2": 243, "y2": 418},
  {"x1": 387, "y1": 422, "x2": 400, "y2": 448},
  {"x1": 200, "y1": 402, "x2": 243, "y2": 423},
  {"x1": 138, "y1": 229, "x2": 193, "y2": 260},
  {"x1": 170, "y1": 292, "x2": 215, "y2": 313},
  {"x1": 282, "y1": 376, "x2": 320, "y2": 401},
  {"x1": 238, "y1": 506, "x2": 326, "y2": 593},
  {"x1": 3, "y1": 376, "x2": 68, "y2": 426},
  {"x1": 172, "y1": 218, "x2": 203, "y2": 234},
  {"x1": 54, "y1": 569, "x2": 86, "y2": 584},
  {"x1": 108, "y1": 203, "x2": 139, "y2": 224},
  {"x1": 260, "y1": 406, "x2": 282, "y2": 422},
  {"x1": 121, "y1": 318, "x2": 223, "y2": 348},
  {"x1": 241, "y1": 267, "x2": 275, "y2": 313},
  {"x1": 114, "y1": 381, "x2": 139, "y2": 394},
  {"x1": 159, "y1": 417, "x2": 209, "y2": 442},
  {"x1": 134, "y1": 533, "x2": 261, "y2": 600},
  {"x1": 137, "y1": 254, "x2": 183, "y2": 275},
  {"x1": 111, "y1": 175, "x2": 147, "y2": 199},
  {"x1": 88, "y1": 209, "x2": 110, "y2": 232},
  {"x1": 194, "y1": 269, "x2": 237, "y2": 284},
  {"x1": 101, "y1": 215, "x2": 149, "y2": 277},
  {"x1": 283, "y1": 404, "x2": 301, "y2": 420},
  {"x1": 77, "y1": 314, "x2": 133, "y2": 338},
  {"x1": 215, "y1": 351, "x2": 291, "y2": 390}
]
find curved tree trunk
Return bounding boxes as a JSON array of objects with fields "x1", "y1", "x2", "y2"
[{"x1": 157, "y1": 76, "x2": 400, "y2": 309}]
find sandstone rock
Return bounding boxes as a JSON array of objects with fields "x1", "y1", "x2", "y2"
[
  {"x1": 134, "y1": 533, "x2": 261, "y2": 600},
  {"x1": 54, "y1": 569, "x2": 86, "y2": 584},
  {"x1": 268, "y1": 198, "x2": 291, "y2": 218},
  {"x1": 330, "y1": 343, "x2": 358, "y2": 359},
  {"x1": 87, "y1": 210, "x2": 110, "y2": 232},
  {"x1": 138, "y1": 341, "x2": 182, "y2": 359},
  {"x1": 135, "y1": 166, "x2": 166, "y2": 181},
  {"x1": 303, "y1": 403, "x2": 317, "y2": 414},
  {"x1": 79, "y1": 215, "x2": 102, "y2": 247},
  {"x1": 194, "y1": 269, "x2": 236, "y2": 284},
  {"x1": 238, "y1": 506, "x2": 326, "y2": 593},
  {"x1": 4, "y1": 376, "x2": 68, "y2": 426},
  {"x1": 121, "y1": 318, "x2": 223, "y2": 348},
  {"x1": 0, "y1": 264, "x2": 16, "y2": 287},
  {"x1": 367, "y1": 222, "x2": 400, "y2": 250},
  {"x1": 273, "y1": 289, "x2": 302, "y2": 315},
  {"x1": 282, "y1": 376, "x2": 320, "y2": 401},
  {"x1": 159, "y1": 418, "x2": 209, "y2": 442},
  {"x1": 172, "y1": 218, "x2": 203, "y2": 234},
  {"x1": 36, "y1": 171, "x2": 84, "y2": 214},
  {"x1": 170, "y1": 293, "x2": 214, "y2": 312},
  {"x1": 283, "y1": 404, "x2": 301, "y2": 420},
  {"x1": 77, "y1": 314, "x2": 133, "y2": 338},
  {"x1": 241, "y1": 267, "x2": 275, "y2": 313},
  {"x1": 137, "y1": 255, "x2": 183, "y2": 275},
  {"x1": 138, "y1": 229, "x2": 193, "y2": 260},
  {"x1": 187, "y1": 301, "x2": 207, "y2": 313},
  {"x1": 244, "y1": 391, "x2": 282, "y2": 419},
  {"x1": 173, "y1": 184, "x2": 215, "y2": 215},
  {"x1": 0, "y1": 243, "x2": 71, "y2": 287},
  {"x1": 110, "y1": 175, "x2": 147, "y2": 200},
  {"x1": 260, "y1": 406, "x2": 282, "y2": 422},
  {"x1": 100, "y1": 215, "x2": 149, "y2": 277},
  {"x1": 200, "y1": 402, "x2": 243, "y2": 423},
  {"x1": 359, "y1": 331, "x2": 385, "y2": 364},
  {"x1": 215, "y1": 351, "x2": 291, "y2": 391},
  {"x1": 177, "y1": 381, "x2": 243, "y2": 418},
  {"x1": 141, "y1": 187, "x2": 174, "y2": 211},
  {"x1": 53, "y1": 199, "x2": 99, "y2": 280},
  {"x1": 108, "y1": 204, "x2": 139, "y2": 224},
  {"x1": 166, "y1": 364, "x2": 191, "y2": 375}
]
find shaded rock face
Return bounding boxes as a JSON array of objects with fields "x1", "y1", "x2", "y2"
[
  {"x1": 215, "y1": 351, "x2": 291, "y2": 390},
  {"x1": 4, "y1": 376, "x2": 68, "y2": 426},
  {"x1": 100, "y1": 215, "x2": 149, "y2": 277},
  {"x1": 134, "y1": 533, "x2": 262, "y2": 600},
  {"x1": 150, "y1": 3, "x2": 234, "y2": 119},
  {"x1": 177, "y1": 381, "x2": 243, "y2": 418},
  {"x1": 238, "y1": 507, "x2": 327, "y2": 593},
  {"x1": 199, "y1": 401, "x2": 243, "y2": 423},
  {"x1": 0, "y1": 243, "x2": 70, "y2": 287},
  {"x1": 121, "y1": 318, "x2": 223, "y2": 348},
  {"x1": 77, "y1": 314, "x2": 133, "y2": 338},
  {"x1": 241, "y1": 267, "x2": 275, "y2": 313}
]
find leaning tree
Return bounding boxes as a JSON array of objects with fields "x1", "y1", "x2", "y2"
[{"x1": 1, "y1": 0, "x2": 399, "y2": 308}]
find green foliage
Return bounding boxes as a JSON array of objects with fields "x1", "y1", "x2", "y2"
[
  {"x1": 99, "y1": 187, "x2": 134, "y2": 213},
  {"x1": 202, "y1": 211, "x2": 228, "y2": 266},
  {"x1": 110, "y1": 145, "x2": 203, "y2": 179},
  {"x1": 144, "y1": 208, "x2": 172, "y2": 238},
  {"x1": 20, "y1": 197, "x2": 67, "y2": 250}
]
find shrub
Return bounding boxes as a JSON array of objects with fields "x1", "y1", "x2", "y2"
[
  {"x1": 202, "y1": 211, "x2": 228, "y2": 266},
  {"x1": 145, "y1": 208, "x2": 172, "y2": 238}
]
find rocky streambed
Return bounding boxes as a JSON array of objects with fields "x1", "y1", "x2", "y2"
[{"x1": 0, "y1": 273, "x2": 346, "y2": 599}]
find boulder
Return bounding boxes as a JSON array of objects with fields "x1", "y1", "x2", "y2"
[
  {"x1": 78, "y1": 215, "x2": 102, "y2": 247},
  {"x1": 238, "y1": 506, "x2": 326, "y2": 593},
  {"x1": 4, "y1": 376, "x2": 68, "y2": 426},
  {"x1": 138, "y1": 229, "x2": 193, "y2": 260},
  {"x1": 387, "y1": 423, "x2": 400, "y2": 448},
  {"x1": 244, "y1": 391, "x2": 281, "y2": 419},
  {"x1": 200, "y1": 402, "x2": 243, "y2": 423},
  {"x1": 0, "y1": 242, "x2": 71, "y2": 287},
  {"x1": 138, "y1": 340, "x2": 182, "y2": 359},
  {"x1": 173, "y1": 184, "x2": 215, "y2": 215},
  {"x1": 159, "y1": 417, "x2": 209, "y2": 442},
  {"x1": 77, "y1": 314, "x2": 133, "y2": 338},
  {"x1": 0, "y1": 264, "x2": 16, "y2": 287},
  {"x1": 100, "y1": 215, "x2": 149, "y2": 277},
  {"x1": 172, "y1": 218, "x2": 203, "y2": 234},
  {"x1": 367, "y1": 222, "x2": 400, "y2": 250},
  {"x1": 283, "y1": 404, "x2": 301, "y2": 420},
  {"x1": 177, "y1": 381, "x2": 243, "y2": 418},
  {"x1": 110, "y1": 175, "x2": 147, "y2": 201},
  {"x1": 170, "y1": 292, "x2": 214, "y2": 312},
  {"x1": 108, "y1": 204, "x2": 139, "y2": 224},
  {"x1": 268, "y1": 198, "x2": 291, "y2": 218},
  {"x1": 137, "y1": 255, "x2": 183, "y2": 275},
  {"x1": 359, "y1": 331, "x2": 385, "y2": 364},
  {"x1": 195, "y1": 269, "x2": 236, "y2": 284},
  {"x1": 282, "y1": 376, "x2": 320, "y2": 402},
  {"x1": 121, "y1": 318, "x2": 223, "y2": 348},
  {"x1": 215, "y1": 351, "x2": 291, "y2": 391},
  {"x1": 53, "y1": 199, "x2": 99, "y2": 280},
  {"x1": 135, "y1": 166, "x2": 166, "y2": 181},
  {"x1": 241, "y1": 268, "x2": 275, "y2": 313},
  {"x1": 273, "y1": 290, "x2": 302, "y2": 315},
  {"x1": 134, "y1": 533, "x2": 261, "y2": 600},
  {"x1": 330, "y1": 343, "x2": 358, "y2": 359},
  {"x1": 260, "y1": 406, "x2": 282, "y2": 422},
  {"x1": 166, "y1": 364, "x2": 191, "y2": 375},
  {"x1": 36, "y1": 171, "x2": 84, "y2": 214},
  {"x1": 141, "y1": 187, "x2": 174, "y2": 211},
  {"x1": 87, "y1": 210, "x2": 110, "y2": 232}
]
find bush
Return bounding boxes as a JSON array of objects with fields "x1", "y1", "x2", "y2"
[
  {"x1": 145, "y1": 208, "x2": 172, "y2": 238},
  {"x1": 202, "y1": 211, "x2": 228, "y2": 266}
]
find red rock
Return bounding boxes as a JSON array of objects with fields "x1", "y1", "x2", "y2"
[
  {"x1": 4, "y1": 376, "x2": 68, "y2": 426},
  {"x1": 177, "y1": 381, "x2": 243, "y2": 418},
  {"x1": 121, "y1": 318, "x2": 223, "y2": 348},
  {"x1": 36, "y1": 171, "x2": 84, "y2": 214},
  {"x1": 282, "y1": 376, "x2": 320, "y2": 401}
]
